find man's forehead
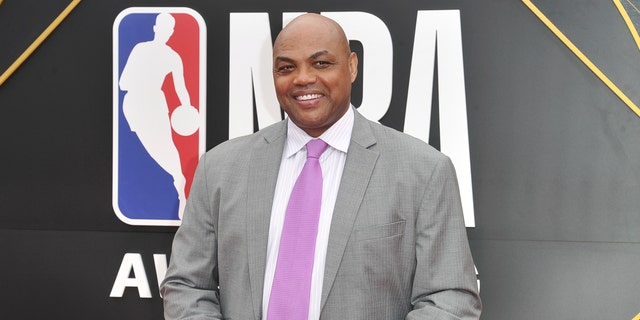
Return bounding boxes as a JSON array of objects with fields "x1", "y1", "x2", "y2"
[
  {"x1": 274, "y1": 35, "x2": 345, "y2": 59},
  {"x1": 276, "y1": 30, "x2": 337, "y2": 47},
  {"x1": 274, "y1": 50, "x2": 333, "y2": 62}
]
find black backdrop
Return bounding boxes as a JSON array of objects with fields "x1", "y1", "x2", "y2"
[{"x1": 1, "y1": 0, "x2": 640, "y2": 319}]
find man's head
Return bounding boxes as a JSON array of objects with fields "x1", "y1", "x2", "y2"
[{"x1": 273, "y1": 13, "x2": 358, "y2": 137}]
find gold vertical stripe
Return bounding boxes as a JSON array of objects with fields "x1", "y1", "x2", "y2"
[
  {"x1": 522, "y1": 0, "x2": 640, "y2": 117},
  {"x1": 613, "y1": 0, "x2": 640, "y2": 52},
  {"x1": 0, "y1": 0, "x2": 82, "y2": 86},
  {"x1": 632, "y1": 312, "x2": 640, "y2": 320}
]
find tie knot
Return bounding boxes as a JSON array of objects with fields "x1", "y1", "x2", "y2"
[{"x1": 306, "y1": 139, "x2": 328, "y2": 159}]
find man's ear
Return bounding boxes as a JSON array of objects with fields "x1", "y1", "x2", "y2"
[{"x1": 348, "y1": 52, "x2": 358, "y2": 83}]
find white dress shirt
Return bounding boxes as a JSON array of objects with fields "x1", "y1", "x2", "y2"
[{"x1": 262, "y1": 106, "x2": 354, "y2": 320}]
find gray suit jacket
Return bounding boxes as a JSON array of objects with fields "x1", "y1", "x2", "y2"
[{"x1": 161, "y1": 109, "x2": 481, "y2": 319}]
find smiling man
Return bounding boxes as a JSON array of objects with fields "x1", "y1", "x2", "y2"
[
  {"x1": 272, "y1": 15, "x2": 357, "y2": 138},
  {"x1": 161, "y1": 13, "x2": 481, "y2": 320}
]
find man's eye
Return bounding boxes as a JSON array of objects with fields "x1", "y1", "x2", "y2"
[
  {"x1": 314, "y1": 61, "x2": 331, "y2": 68},
  {"x1": 276, "y1": 65, "x2": 295, "y2": 73}
]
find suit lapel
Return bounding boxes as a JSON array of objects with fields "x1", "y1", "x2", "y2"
[
  {"x1": 320, "y1": 111, "x2": 378, "y2": 310},
  {"x1": 246, "y1": 121, "x2": 287, "y2": 320}
]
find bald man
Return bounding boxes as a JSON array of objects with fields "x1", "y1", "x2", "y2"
[{"x1": 161, "y1": 13, "x2": 481, "y2": 320}]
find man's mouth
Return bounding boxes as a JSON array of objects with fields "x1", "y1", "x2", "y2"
[{"x1": 295, "y1": 93, "x2": 324, "y2": 101}]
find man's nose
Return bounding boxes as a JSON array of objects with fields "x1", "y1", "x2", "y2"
[{"x1": 293, "y1": 66, "x2": 317, "y2": 86}]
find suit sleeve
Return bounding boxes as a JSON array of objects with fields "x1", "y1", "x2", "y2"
[
  {"x1": 406, "y1": 156, "x2": 482, "y2": 320},
  {"x1": 161, "y1": 153, "x2": 223, "y2": 320}
]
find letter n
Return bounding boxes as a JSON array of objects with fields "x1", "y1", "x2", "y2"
[{"x1": 229, "y1": 13, "x2": 282, "y2": 139}]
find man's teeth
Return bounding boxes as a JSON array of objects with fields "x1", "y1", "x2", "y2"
[{"x1": 296, "y1": 94, "x2": 322, "y2": 101}]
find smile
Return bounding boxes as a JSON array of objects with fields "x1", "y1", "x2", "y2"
[{"x1": 295, "y1": 93, "x2": 324, "y2": 101}]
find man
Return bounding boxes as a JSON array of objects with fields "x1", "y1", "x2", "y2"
[{"x1": 161, "y1": 13, "x2": 481, "y2": 320}]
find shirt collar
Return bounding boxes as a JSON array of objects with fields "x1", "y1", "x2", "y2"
[{"x1": 284, "y1": 105, "x2": 354, "y2": 158}]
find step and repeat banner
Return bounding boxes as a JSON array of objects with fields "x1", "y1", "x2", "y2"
[{"x1": 1, "y1": 0, "x2": 639, "y2": 319}]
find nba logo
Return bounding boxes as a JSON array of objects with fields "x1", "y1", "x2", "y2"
[{"x1": 112, "y1": 8, "x2": 206, "y2": 226}]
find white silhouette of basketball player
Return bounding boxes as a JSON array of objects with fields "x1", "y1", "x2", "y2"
[{"x1": 119, "y1": 13, "x2": 192, "y2": 219}]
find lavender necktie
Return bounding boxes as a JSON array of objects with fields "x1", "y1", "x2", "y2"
[{"x1": 268, "y1": 139, "x2": 328, "y2": 320}]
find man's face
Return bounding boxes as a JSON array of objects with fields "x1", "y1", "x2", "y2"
[{"x1": 273, "y1": 19, "x2": 358, "y2": 137}]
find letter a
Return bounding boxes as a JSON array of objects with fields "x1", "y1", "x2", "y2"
[{"x1": 109, "y1": 253, "x2": 152, "y2": 298}]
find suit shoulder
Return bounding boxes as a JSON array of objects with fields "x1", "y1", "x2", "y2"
[
  {"x1": 367, "y1": 121, "x2": 448, "y2": 161},
  {"x1": 202, "y1": 120, "x2": 286, "y2": 164}
]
